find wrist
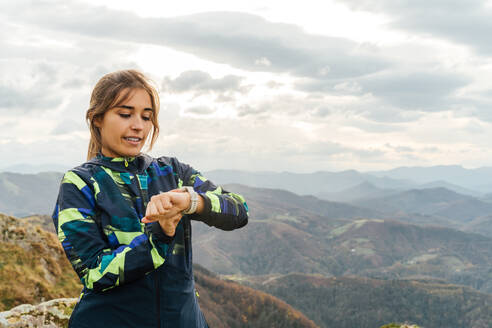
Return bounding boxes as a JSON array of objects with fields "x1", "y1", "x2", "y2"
[{"x1": 181, "y1": 186, "x2": 198, "y2": 214}]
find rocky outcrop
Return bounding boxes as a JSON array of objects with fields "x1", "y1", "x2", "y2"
[
  {"x1": 0, "y1": 298, "x2": 76, "y2": 328},
  {"x1": 0, "y1": 214, "x2": 81, "y2": 311}
]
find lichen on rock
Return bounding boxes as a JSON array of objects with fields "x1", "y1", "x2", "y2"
[{"x1": 0, "y1": 298, "x2": 77, "y2": 328}]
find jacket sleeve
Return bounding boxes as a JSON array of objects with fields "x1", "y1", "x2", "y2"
[
  {"x1": 173, "y1": 158, "x2": 249, "y2": 230},
  {"x1": 52, "y1": 170, "x2": 172, "y2": 293}
]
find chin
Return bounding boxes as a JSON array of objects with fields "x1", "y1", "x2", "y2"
[
  {"x1": 127, "y1": 148, "x2": 144, "y2": 157},
  {"x1": 125, "y1": 151, "x2": 141, "y2": 157}
]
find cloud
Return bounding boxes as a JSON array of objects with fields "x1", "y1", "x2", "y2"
[
  {"x1": 0, "y1": 6, "x2": 145, "y2": 115},
  {"x1": 338, "y1": 0, "x2": 492, "y2": 55},
  {"x1": 62, "y1": 78, "x2": 86, "y2": 89},
  {"x1": 236, "y1": 104, "x2": 270, "y2": 117},
  {"x1": 0, "y1": 61, "x2": 64, "y2": 112},
  {"x1": 161, "y1": 70, "x2": 247, "y2": 95},
  {"x1": 184, "y1": 106, "x2": 216, "y2": 115},
  {"x1": 266, "y1": 80, "x2": 283, "y2": 89},
  {"x1": 359, "y1": 71, "x2": 470, "y2": 111},
  {"x1": 0, "y1": 1, "x2": 388, "y2": 80},
  {"x1": 50, "y1": 118, "x2": 87, "y2": 135},
  {"x1": 296, "y1": 69, "x2": 470, "y2": 114},
  {"x1": 0, "y1": 84, "x2": 62, "y2": 112}
]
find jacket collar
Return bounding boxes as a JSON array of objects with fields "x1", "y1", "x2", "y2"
[{"x1": 88, "y1": 152, "x2": 154, "y2": 174}]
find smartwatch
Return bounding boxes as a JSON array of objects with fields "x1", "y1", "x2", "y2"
[{"x1": 181, "y1": 186, "x2": 198, "y2": 214}]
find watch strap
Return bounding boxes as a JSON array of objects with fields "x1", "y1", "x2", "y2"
[{"x1": 182, "y1": 186, "x2": 198, "y2": 214}]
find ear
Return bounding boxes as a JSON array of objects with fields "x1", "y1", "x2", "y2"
[{"x1": 93, "y1": 116, "x2": 102, "y2": 128}]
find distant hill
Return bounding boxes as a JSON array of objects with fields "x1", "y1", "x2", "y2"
[
  {"x1": 481, "y1": 192, "x2": 492, "y2": 203},
  {"x1": 0, "y1": 163, "x2": 70, "y2": 174},
  {"x1": 193, "y1": 266, "x2": 318, "y2": 328},
  {"x1": 0, "y1": 170, "x2": 388, "y2": 219},
  {"x1": 0, "y1": 172, "x2": 63, "y2": 217},
  {"x1": 317, "y1": 181, "x2": 397, "y2": 203},
  {"x1": 352, "y1": 187, "x2": 492, "y2": 223},
  {"x1": 248, "y1": 273, "x2": 492, "y2": 328},
  {"x1": 224, "y1": 183, "x2": 384, "y2": 221},
  {"x1": 322, "y1": 219, "x2": 492, "y2": 292},
  {"x1": 462, "y1": 215, "x2": 492, "y2": 238},
  {"x1": 369, "y1": 165, "x2": 492, "y2": 193},
  {"x1": 192, "y1": 184, "x2": 381, "y2": 276},
  {"x1": 3, "y1": 175, "x2": 491, "y2": 294},
  {"x1": 417, "y1": 180, "x2": 481, "y2": 198},
  {"x1": 204, "y1": 169, "x2": 415, "y2": 195},
  {"x1": 194, "y1": 206, "x2": 492, "y2": 293},
  {"x1": 0, "y1": 213, "x2": 318, "y2": 328}
]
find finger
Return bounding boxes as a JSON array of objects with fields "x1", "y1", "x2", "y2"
[
  {"x1": 146, "y1": 201, "x2": 158, "y2": 217},
  {"x1": 141, "y1": 216, "x2": 152, "y2": 223},
  {"x1": 164, "y1": 205, "x2": 181, "y2": 217},
  {"x1": 155, "y1": 193, "x2": 173, "y2": 211},
  {"x1": 148, "y1": 208, "x2": 178, "y2": 222},
  {"x1": 154, "y1": 197, "x2": 167, "y2": 215},
  {"x1": 168, "y1": 191, "x2": 187, "y2": 209},
  {"x1": 160, "y1": 195, "x2": 173, "y2": 210},
  {"x1": 142, "y1": 214, "x2": 160, "y2": 223},
  {"x1": 162, "y1": 216, "x2": 180, "y2": 236},
  {"x1": 169, "y1": 213, "x2": 183, "y2": 226}
]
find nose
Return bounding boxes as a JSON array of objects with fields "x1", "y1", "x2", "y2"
[{"x1": 130, "y1": 116, "x2": 144, "y2": 130}]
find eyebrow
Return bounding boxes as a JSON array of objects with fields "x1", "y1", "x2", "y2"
[{"x1": 116, "y1": 105, "x2": 153, "y2": 111}]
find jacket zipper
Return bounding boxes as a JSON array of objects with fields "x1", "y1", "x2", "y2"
[
  {"x1": 135, "y1": 172, "x2": 161, "y2": 328},
  {"x1": 155, "y1": 271, "x2": 161, "y2": 328}
]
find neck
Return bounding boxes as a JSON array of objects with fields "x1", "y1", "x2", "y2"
[{"x1": 98, "y1": 151, "x2": 139, "y2": 159}]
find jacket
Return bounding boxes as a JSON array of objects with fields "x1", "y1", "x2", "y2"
[{"x1": 52, "y1": 153, "x2": 249, "y2": 328}]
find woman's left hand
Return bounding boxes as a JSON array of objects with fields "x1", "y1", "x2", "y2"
[{"x1": 141, "y1": 189, "x2": 190, "y2": 236}]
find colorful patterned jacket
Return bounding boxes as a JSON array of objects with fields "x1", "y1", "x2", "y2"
[{"x1": 52, "y1": 153, "x2": 249, "y2": 328}]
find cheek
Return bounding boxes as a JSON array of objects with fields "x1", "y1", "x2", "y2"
[
  {"x1": 144, "y1": 123, "x2": 154, "y2": 137},
  {"x1": 100, "y1": 124, "x2": 120, "y2": 144}
]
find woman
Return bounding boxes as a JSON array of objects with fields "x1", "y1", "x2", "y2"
[{"x1": 52, "y1": 69, "x2": 249, "y2": 327}]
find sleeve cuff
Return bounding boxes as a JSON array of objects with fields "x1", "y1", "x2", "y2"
[{"x1": 189, "y1": 192, "x2": 212, "y2": 220}]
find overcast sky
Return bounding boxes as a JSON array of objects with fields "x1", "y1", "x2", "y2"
[{"x1": 2, "y1": 0, "x2": 492, "y2": 173}]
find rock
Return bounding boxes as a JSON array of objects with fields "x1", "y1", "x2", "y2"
[{"x1": 0, "y1": 298, "x2": 77, "y2": 328}]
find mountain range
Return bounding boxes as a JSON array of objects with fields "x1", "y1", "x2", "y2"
[
  {"x1": 351, "y1": 187, "x2": 492, "y2": 224},
  {"x1": 205, "y1": 165, "x2": 492, "y2": 195},
  {"x1": 192, "y1": 184, "x2": 492, "y2": 294},
  {"x1": 0, "y1": 172, "x2": 63, "y2": 217},
  {"x1": 2, "y1": 165, "x2": 492, "y2": 326},
  {"x1": 3, "y1": 212, "x2": 491, "y2": 328}
]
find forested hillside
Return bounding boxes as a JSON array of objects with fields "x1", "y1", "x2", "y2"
[
  {"x1": 193, "y1": 187, "x2": 492, "y2": 293},
  {"x1": 249, "y1": 273, "x2": 492, "y2": 328}
]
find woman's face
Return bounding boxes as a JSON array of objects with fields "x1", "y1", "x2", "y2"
[{"x1": 96, "y1": 88, "x2": 154, "y2": 158}]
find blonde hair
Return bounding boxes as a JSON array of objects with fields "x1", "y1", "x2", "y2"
[{"x1": 86, "y1": 69, "x2": 160, "y2": 160}]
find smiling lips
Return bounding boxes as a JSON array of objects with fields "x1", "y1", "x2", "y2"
[{"x1": 123, "y1": 136, "x2": 142, "y2": 145}]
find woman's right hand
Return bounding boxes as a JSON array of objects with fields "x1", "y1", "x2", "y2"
[{"x1": 141, "y1": 190, "x2": 190, "y2": 236}]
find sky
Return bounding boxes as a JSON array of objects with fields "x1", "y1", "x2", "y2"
[{"x1": 2, "y1": 0, "x2": 492, "y2": 173}]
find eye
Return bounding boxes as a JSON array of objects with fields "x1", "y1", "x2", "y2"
[
  {"x1": 142, "y1": 116, "x2": 151, "y2": 121},
  {"x1": 119, "y1": 113, "x2": 131, "y2": 118}
]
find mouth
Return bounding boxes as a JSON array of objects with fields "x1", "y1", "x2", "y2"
[{"x1": 123, "y1": 136, "x2": 142, "y2": 144}]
